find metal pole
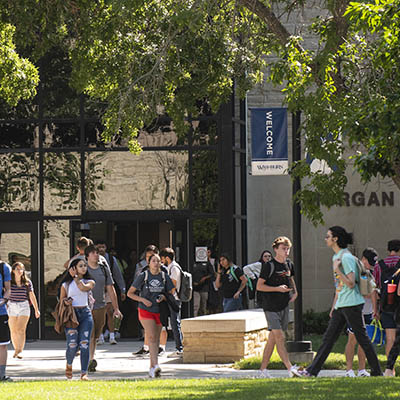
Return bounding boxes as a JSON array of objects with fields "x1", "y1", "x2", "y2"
[{"x1": 292, "y1": 111, "x2": 303, "y2": 342}]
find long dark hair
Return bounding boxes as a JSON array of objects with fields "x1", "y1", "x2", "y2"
[
  {"x1": 329, "y1": 226, "x2": 354, "y2": 249},
  {"x1": 60, "y1": 258, "x2": 90, "y2": 286},
  {"x1": 11, "y1": 262, "x2": 29, "y2": 286},
  {"x1": 258, "y1": 250, "x2": 272, "y2": 263}
]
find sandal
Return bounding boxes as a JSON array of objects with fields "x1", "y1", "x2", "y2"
[
  {"x1": 66, "y1": 364, "x2": 73, "y2": 379},
  {"x1": 80, "y1": 373, "x2": 89, "y2": 381}
]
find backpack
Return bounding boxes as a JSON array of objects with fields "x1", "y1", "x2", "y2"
[
  {"x1": 378, "y1": 259, "x2": 400, "y2": 312},
  {"x1": 172, "y1": 264, "x2": 193, "y2": 302},
  {"x1": 339, "y1": 253, "x2": 376, "y2": 297},
  {"x1": 354, "y1": 257, "x2": 376, "y2": 297}
]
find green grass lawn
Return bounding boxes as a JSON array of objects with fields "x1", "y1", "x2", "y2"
[
  {"x1": 234, "y1": 333, "x2": 398, "y2": 373},
  {"x1": 0, "y1": 378, "x2": 399, "y2": 400}
]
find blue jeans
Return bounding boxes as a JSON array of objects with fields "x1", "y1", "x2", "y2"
[
  {"x1": 223, "y1": 295, "x2": 243, "y2": 312},
  {"x1": 65, "y1": 306, "x2": 93, "y2": 373},
  {"x1": 168, "y1": 301, "x2": 183, "y2": 351}
]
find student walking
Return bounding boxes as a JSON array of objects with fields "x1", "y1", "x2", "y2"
[
  {"x1": 300, "y1": 226, "x2": 382, "y2": 377},
  {"x1": 7, "y1": 262, "x2": 40, "y2": 359},
  {"x1": 128, "y1": 253, "x2": 174, "y2": 378},
  {"x1": 344, "y1": 248, "x2": 379, "y2": 377},
  {"x1": 59, "y1": 258, "x2": 95, "y2": 380},
  {"x1": 256, "y1": 237, "x2": 301, "y2": 378},
  {"x1": 215, "y1": 253, "x2": 247, "y2": 312}
]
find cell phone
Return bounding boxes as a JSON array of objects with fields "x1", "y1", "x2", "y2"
[{"x1": 0, "y1": 298, "x2": 8, "y2": 306}]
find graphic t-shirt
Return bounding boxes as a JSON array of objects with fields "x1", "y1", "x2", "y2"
[
  {"x1": 333, "y1": 249, "x2": 364, "y2": 309},
  {"x1": 259, "y1": 259, "x2": 295, "y2": 312},
  {"x1": 0, "y1": 262, "x2": 11, "y2": 316},
  {"x1": 132, "y1": 271, "x2": 174, "y2": 313},
  {"x1": 220, "y1": 265, "x2": 244, "y2": 298}
]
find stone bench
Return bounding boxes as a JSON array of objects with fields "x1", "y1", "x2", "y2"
[{"x1": 181, "y1": 308, "x2": 294, "y2": 363}]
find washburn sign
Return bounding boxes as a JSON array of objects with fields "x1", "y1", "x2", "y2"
[
  {"x1": 250, "y1": 108, "x2": 288, "y2": 175},
  {"x1": 343, "y1": 191, "x2": 394, "y2": 207}
]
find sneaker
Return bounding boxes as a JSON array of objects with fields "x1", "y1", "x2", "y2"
[
  {"x1": 149, "y1": 367, "x2": 156, "y2": 378},
  {"x1": 109, "y1": 337, "x2": 117, "y2": 345},
  {"x1": 357, "y1": 369, "x2": 370, "y2": 377},
  {"x1": 289, "y1": 365, "x2": 302, "y2": 377},
  {"x1": 133, "y1": 347, "x2": 149, "y2": 356},
  {"x1": 154, "y1": 365, "x2": 161, "y2": 377},
  {"x1": 384, "y1": 369, "x2": 395, "y2": 377},
  {"x1": 88, "y1": 359, "x2": 97, "y2": 373},
  {"x1": 158, "y1": 347, "x2": 166, "y2": 356},
  {"x1": 0, "y1": 376, "x2": 12, "y2": 382},
  {"x1": 257, "y1": 369, "x2": 271, "y2": 379},
  {"x1": 297, "y1": 369, "x2": 312, "y2": 377},
  {"x1": 345, "y1": 369, "x2": 356, "y2": 378},
  {"x1": 97, "y1": 334, "x2": 105, "y2": 345},
  {"x1": 167, "y1": 349, "x2": 183, "y2": 358}
]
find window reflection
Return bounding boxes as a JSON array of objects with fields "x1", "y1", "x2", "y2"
[
  {"x1": 43, "y1": 220, "x2": 69, "y2": 338},
  {"x1": 43, "y1": 152, "x2": 81, "y2": 215},
  {"x1": 0, "y1": 153, "x2": 39, "y2": 211},
  {"x1": 85, "y1": 151, "x2": 188, "y2": 210}
]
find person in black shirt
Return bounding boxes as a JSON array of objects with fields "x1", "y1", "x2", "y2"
[
  {"x1": 256, "y1": 236, "x2": 301, "y2": 378},
  {"x1": 192, "y1": 261, "x2": 214, "y2": 316},
  {"x1": 215, "y1": 253, "x2": 247, "y2": 312}
]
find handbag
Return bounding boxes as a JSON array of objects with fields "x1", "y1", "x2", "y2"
[{"x1": 366, "y1": 318, "x2": 385, "y2": 346}]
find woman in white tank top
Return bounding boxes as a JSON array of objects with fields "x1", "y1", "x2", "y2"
[{"x1": 59, "y1": 258, "x2": 95, "y2": 380}]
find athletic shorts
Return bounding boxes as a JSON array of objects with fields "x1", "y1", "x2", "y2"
[
  {"x1": 347, "y1": 313, "x2": 372, "y2": 334},
  {"x1": 138, "y1": 308, "x2": 161, "y2": 326},
  {"x1": 7, "y1": 300, "x2": 31, "y2": 317},
  {"x1": 264, "y1": 307, "x2": 289, "y2": 331},
  {"x1": 0, "y1": 315, "x2": 10, "y2": 345},
  {"x1": 380, "y1": 311, "x2": 396, "y2": 330}
]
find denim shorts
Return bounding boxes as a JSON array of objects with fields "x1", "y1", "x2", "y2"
[{"x1": 7, "y1": 300, "x2": 31, "y2": 317}]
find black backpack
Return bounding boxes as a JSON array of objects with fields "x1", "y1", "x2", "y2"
[{"x1": 378, "y1": 259, "x2": 400, "y2": 312}]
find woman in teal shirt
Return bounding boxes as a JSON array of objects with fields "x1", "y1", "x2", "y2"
[{"x1": 300, "y1": 226, "x2": 382, "y2": 377}]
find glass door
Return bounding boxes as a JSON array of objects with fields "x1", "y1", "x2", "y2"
[{"x1": 0, "y1": 221, "x2": 40, "y2": 339}]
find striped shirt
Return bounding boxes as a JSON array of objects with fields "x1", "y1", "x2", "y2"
[
  {"x1": 373, "y1": 255, "x2": 400, "y2": 289},
  {"x1": 9, "y1": 281, "x2": 33, "y2": 302}
]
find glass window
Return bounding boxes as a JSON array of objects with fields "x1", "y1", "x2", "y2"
[
  {"x1": 192, "y1": 150, "x2": 218, "y2": 213},
  {"x1": 42, "y1": 122, "x2": 80, "y2": 148},
  {"x1": 0, "y1": 233, "x2": 31, "y2": 274},
  {"x1": 43, "y1": 152, "x2": 81, "y2": 216},
  {"x1": 0, "y1": 122, "x2": 39, "y2": 148},
  {"x1": 0, "y1": 153, "x2": 39, "y2": 211},
  {"x1": 85, "y1": 151, "x2": 189, "y2": 210},
  {"x1": 85, "y1": 118, "x2": 189, "y2": 149},
  {"x1": 43, "y1": 220, "x2": 70, "y2": 338}
]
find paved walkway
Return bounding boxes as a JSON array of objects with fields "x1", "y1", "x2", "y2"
[{"x1": 6, "y1": 340, "x2": 346, "y2": 380}]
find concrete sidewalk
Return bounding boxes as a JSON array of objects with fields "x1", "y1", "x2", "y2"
[{"x1": 6, "y1": 340, "x2": 346, "y2": 380}]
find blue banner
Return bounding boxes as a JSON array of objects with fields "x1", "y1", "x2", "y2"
[{"x1": 250, "y1": 108, "x2": 288, "y2": 175}]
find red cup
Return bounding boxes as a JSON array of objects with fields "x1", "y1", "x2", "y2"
[{"x1": 388, "y1": 283, "x2": 397, "y2": 293}]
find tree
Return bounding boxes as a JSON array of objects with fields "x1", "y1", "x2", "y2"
[{"x1": 1, "y1": 0, "x2": 400, "y2": 223}]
